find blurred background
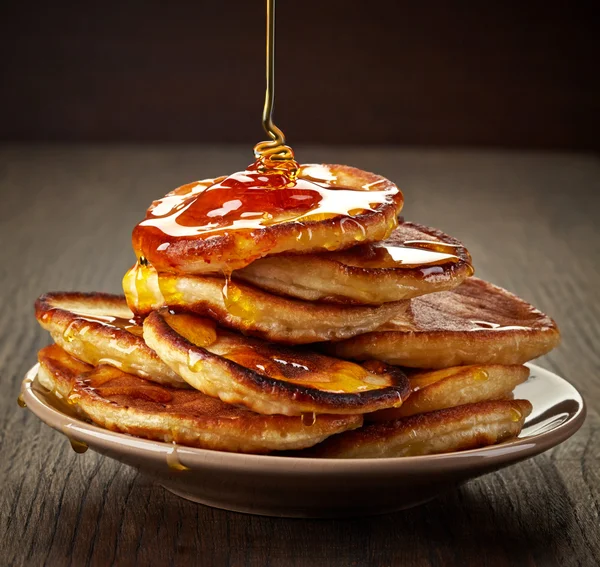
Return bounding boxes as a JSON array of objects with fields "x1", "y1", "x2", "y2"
[{"x1": 1, "y1": 0, "x2": 598, "y2": 150}]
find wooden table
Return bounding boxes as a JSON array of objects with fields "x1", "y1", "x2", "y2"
[{"x1": 1, "y1": 146, "x2": 598, "y2": 566}]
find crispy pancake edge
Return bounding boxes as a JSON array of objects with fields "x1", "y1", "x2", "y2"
[
  {"x1": 35, "y1": 292, "x2": 187, "y2": 387},
  {"x1": 143, "y1": 308, "x2": 411, "y2": 416},
  {"x1": 326, "y1": 278, "x2": 560, "y2": 367},
  {"x1": 156, "y1": 274, "x2": 411, "y2": 344},
  {"x1": 368, "y1": 364, "x2": 530, "y2": 421},
  {"x1": 235, "y1": 221, "x2": 474, "y2": 304},
  {"x1": 304, "y1": 399, "x2": 533, "y2": 458},
  {"x1": 37, "y1": 345, "x2": 364, "y2": 454}
]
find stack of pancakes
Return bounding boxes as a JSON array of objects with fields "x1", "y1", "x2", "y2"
[{"x1": 35, "y1": 163, "x2": 560, "y2": 457}]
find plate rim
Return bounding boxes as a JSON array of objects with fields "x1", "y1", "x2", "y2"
[{"x1": 21, "y1": 361, "x2": 587, "y2": 472}]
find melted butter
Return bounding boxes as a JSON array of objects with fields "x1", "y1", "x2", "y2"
[{"x1": 136, "y1": 162, "x2": 398, "y2": 239}]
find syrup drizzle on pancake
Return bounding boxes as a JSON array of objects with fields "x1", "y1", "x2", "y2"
[{"x1": 137, "y1": 163, "x2": 399, "y2": 240}]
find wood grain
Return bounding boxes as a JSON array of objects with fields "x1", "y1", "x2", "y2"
[{"x1": 0, "y1": 146, "x2": 598, "y2": 566}]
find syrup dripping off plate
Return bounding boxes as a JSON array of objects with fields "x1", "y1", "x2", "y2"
[{"x1": 21, "y1": 362, "x2": 585, "y2": 518}]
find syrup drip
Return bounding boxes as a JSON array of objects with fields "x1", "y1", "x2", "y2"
[
  {"x1": 253, "y1": 0, "x2": 298, "y2": 176},
  {"x1": 62, "y1": 425, "x2": 89, "y2": 453},
  {"x1": 301, "y1": 412, "x2": 317, "y2": 426},
  {"x1": 510, "y1": 408, "x2": 522, "y2": 423},
  {"x1": 17, "y1": 394, "x2": 26, "y2": 408},
  {"x1": 122, "y1": 259, "x2": 165, "y2": 316},
  {"x1": 166, "y1": 443, "x2": 190, "y2": 471},
  {"x1": 403, "y1": 440, "x2": 428, "y2": 457},
  {"x1": 74, "y1": 313, "x2": 143, "y2": 337},
  {"x1": 222, "y1": 276, "x2": 255, "y2": 322},
  {"x1": 472, "y1": 369, "x2": 489, "y2": 382},
  {"x1": 69, "y1": 438, "x2": 89, "y2": 454}
]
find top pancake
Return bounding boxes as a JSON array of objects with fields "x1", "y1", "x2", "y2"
[
  {"x1": 235, "y1": 222, "x2": 473, "y2": 304},
  {"x1": 326, "y1": 277, "x2": 560, "y2": 368},
  {"x1": 132, "y1": 163, "x2": 403, "y2": 275}
]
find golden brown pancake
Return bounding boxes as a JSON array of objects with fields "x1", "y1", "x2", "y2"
[
  {"x1": 132, "y1": 164, "x2": 403, "y2": 274},
  {"x1": 37, "y1": 345, "x2": 363, "y2": 454},
  {"x1": 235, "y1": 222, "x2": 473, "y2": 304},
  {"x1": 124, "y1": 266, "x2": 410, "y2": 343},
  {"x1": 368, "y1": 364, "x2": 530, "y2": 421},
  {"x1": 304, "y1": 399, "x2": 532, "y2": 458},
  {"x1": 35, "y1": 292, "x2": 187, "y2": 387},
  {"x1": 326, "y1": 278, "x2": 560, "y2": 368},
  {"x1": 143, "y1": 309, "x2": 411, "y2": 416}
]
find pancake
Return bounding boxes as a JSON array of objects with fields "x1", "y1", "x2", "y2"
[
  {"x1": 143, "y1": 309, "x2": 411, "y2": 416},
  {"x1": 132, "y1": 163, "x2": 403, "y2": 274},
  {"x1": 235, "y1": 222, "x2": 473, "y2": 304},
  {"x1": 35, "y1": 292, "x2": 186, "y2": 387},
  {"x1": 368, "y1": 364, "x2": 530, "y2": 421},
  {"x1": 124, "y1": 267, "x2": 410, "y2": 343},
  {"x1": 326, "y1": 278, "x2": 560, "y2": 368},
  {"x1": 37, "y1": 345, "x2": 363, "y2": 454},
  {"x1": 304, "y1": 399, "x2": 532, "y2": 458}
]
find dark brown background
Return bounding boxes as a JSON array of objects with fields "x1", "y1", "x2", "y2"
[{"x1": 1, "y1": 1, "x2": 598, "y2": 149}]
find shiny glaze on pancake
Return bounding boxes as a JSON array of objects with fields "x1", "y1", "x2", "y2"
[
  {"x1": 326, "y1": 278, "x2": 560, "y2": 368},
  {"x1": 37, "y1": 345, "x2": 363, "y2": 454},
  {"x1": 143, "y1": 309, "x2": 411, "y2": 416},
  {"x1": 235, "y1": 222, "x2": 474, "y2": 304},
  {"x1": 124, "y1": 266, "x2": 410, "y2": 343},
  {"x1": 132, "y1": 163, "x2": 403, "y2": 274},
  {"x1": 35, "y1": 292, "x2": 186, "y2": 387},
  {"x1": 303, "y1": 399, "x2": 532, "y2": 459},
  {"x1": 368, "y1": 364, "x2": 530, "y2": 421}
]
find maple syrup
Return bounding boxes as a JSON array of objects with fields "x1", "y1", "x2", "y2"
[
  {"x1": 132, "y1": 1, "x2": 399, "y2": 264},
  {"x1": 17, "y1": 394, "x2": 26, "y2": 408},
  {"x1": 74, "y1": 313, "x2": 143, "y2": 337},
  {"x1": 331, "y1": 240, "x2": 464, "y2": 270},
  {"x1": 122, "y1": 259, "x2": 165, "y2": 316},
  {"x1": 166, "y1": 443, "x2": 190, "y2": 471},
  {"x1": 62, "y1": 425, "x2": 89, "y2": 453},
  {"x1": 136, "y1": 163, "x2": 398, "y2": 240},
  {"x1": 217, "y1": 343, "x2": 391, "y2": 394},
  {"x1": 164, "y1": 311, "x2": 396, "y2": 394}
]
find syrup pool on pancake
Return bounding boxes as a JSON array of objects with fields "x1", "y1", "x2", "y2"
[
  {"x1": 130, "y1": 0, "x2": 403, "y2": 275},
  {"x1": 131, "y1": 161, "x2": 403, "y2": 274}
]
